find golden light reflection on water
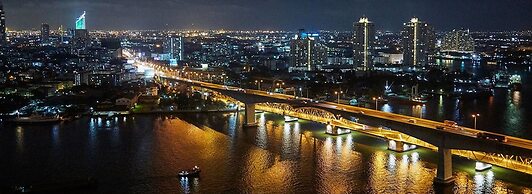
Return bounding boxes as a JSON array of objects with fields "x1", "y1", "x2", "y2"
[
  {"x1": 16, "y1": 126, "x2": 24, "y2": 153},
  {"x1": 152, "y1": 114, "x2": 530, "y2": 193}
]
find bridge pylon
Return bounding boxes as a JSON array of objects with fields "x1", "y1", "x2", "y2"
[
  {"x1": 435, "y1": 148, "x2": 454, "y2": 184},
  {"x1": 243, "y1": 103, "x2": 258, "y2": 127}
]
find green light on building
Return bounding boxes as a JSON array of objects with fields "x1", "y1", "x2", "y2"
[{"x1": 76, "y1": 11, "x2": 86, "y2": 30}]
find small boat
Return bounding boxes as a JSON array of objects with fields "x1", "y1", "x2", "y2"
[{"x1": 178, "y1": 166, "x2": 201, "y2": 177}]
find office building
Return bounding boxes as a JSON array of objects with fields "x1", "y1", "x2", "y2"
[
  {"x1": 76, "y1": 11, "x2": 86, "y2": 30},
  {"x1": 402, "y1": 17, "x2": 436, "y2": 68},
  {"x1": 353, "y1": 16, "x2": 376, "y2": 71},
  {"x1": 289, "y1": 30, "x2": 328, "y2": 71},
  {"x1": 41, "y1": 23, "x2": 50, "y2": 45},
  {"x1": 73, "y1": 11, "x2": 89, "y2": 48}
]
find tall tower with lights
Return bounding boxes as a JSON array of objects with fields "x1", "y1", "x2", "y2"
[
  {"x1": 353, "y1": 16, "x2": 375, "y2": 71},
  {"x1": 73, "y1": 11, "x2": 89, "y2": 48},
  {"x1": 402, "y1": 17, "x2": 436, "y2": 69}
]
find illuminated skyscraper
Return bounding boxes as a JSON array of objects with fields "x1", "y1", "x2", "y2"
[
  {"x1": 0, "y1": 1, "x2": 6, "y2": 45},
  {"x1": 41, "y1": 23, "x2": 50, "y2": 44},
  {"x1": 164, "y1": 35, "x2": 184, "y2": 65},
  {"x1": 73, "y1": 11, "x2": 89, "y2": 48},
  {"x1": 289, "y1": 30, "x2": 328, "y2": 71},
  {"x1": 402, "y1": 17, "x2": 436, "y2": 68},
  {"x1": 76, "y1": 11, "x2": 86, "y2": 30},
  {"x1": 353, "y1": 16, "x2": 375, "y2": 71}
]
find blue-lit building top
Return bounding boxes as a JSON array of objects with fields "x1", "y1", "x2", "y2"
[
  {"x1": 296, "y1": 29, "x2": 319, "y2": 40},
  {"x1": 76, "y1": 11, "x2": 86, "y2": 30}
]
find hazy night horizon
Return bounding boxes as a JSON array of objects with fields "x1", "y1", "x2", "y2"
[{"x1": 2, "y1": 0, "x2": 532, "y2": 31}]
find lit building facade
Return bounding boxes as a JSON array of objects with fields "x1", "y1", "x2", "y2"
[
  {"x1": 76, "y1": 11, "x2": 86, "y2": 30},
  {"x1": 289, "y1": 30, "x2": 328, "y2": 71},
  {"x1": 41, "y1": 23, "x2": 50, "y2": 44},
  {"x1": 402, "y1": 17, "x2": 436, "y2": 68},
  {"x1": 73, "y1": 11, "x2": 89, "y2": 48},
  {"x1": 441, "y1": 29, "x2": 475, "y2": 53},
  {"x1": 353, "y1": 17, "x2": 376, "y2": 71},
  {"x1": 163, "y1": 35, "x2": 184, "y2": 65}
]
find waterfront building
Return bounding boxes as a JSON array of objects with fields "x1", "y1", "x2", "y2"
[
  {"x1": 289, "y1": 30, "x2": 328, "y2": 71},
  {"x1": 402, "y1": 17, "x2": 436, "y2": 68},
  {"x1": 353, "y1": 16, "x2": 376, "y2": 71}
]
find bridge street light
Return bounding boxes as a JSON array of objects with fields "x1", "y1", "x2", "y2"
[
  {"x1": 373, "y1": 97, "x2": 382, "y2": 110},
  {"x1": 255, "y1": 80, "x2": 263, "y2": 90},
  {"x1": 472, "y1": 114, "x2": 480, "y2": 129},
  {"x1": 335, "y1": 91, "x2": 343, "y2": 104}
]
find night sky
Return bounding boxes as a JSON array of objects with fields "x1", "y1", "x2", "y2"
[{"x1": 3, "y1": 0, "x2": 532, "y2": 31}]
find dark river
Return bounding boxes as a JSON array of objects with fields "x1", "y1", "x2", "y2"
[
  {"x1": 373, "y1": 59, "x2": 532, "y2": 139},
  {"x1": 1, "y1": 113, "x2": 530, "y2": 193}
]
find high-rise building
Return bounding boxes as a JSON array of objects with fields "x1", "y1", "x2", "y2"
[
  {"x1": 164, "y1": 35, "x2": 184, "y2": 65},
  {"x1": 441, "y1": 29, "x2": 475, "y2": 53},
  {"x1": 73, "y1": 12, "x2": 89, "y2": 48},
  {"x1": 353, "y1": 16, "x2": 376, "y2": 71},
  {"x1": 0, "y1": 2, "x2": 6, "y2": 45},
  {"x1": 76, "y1": 11, "x2": 86, "y2": 30},
  {"x1": 41, "y1": 23, "x2": 50, "y2": 45},
  {"x1": 289, "y1": 30, "x2": 328, "y2": 71},
  {"x1": 402, "y1": 17, "x2": 436, "y2": 68}
]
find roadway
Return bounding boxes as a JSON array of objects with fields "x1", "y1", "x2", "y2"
[{"x1": 132, "y1": 58, "x2": 532, "y2": 154}]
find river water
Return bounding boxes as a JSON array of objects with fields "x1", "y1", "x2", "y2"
[
  {"x1": 1, "y1": 113, "x2": 530, "y2": 193},
  {"x1": 374, "y1": 59, "x2": 532, "y2": 139}
]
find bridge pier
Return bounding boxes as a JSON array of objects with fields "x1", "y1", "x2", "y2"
[
  {"x1": 435, "y1": 148, "x2": 454, "y2": 184},
  {"x1": 387, "y1": 140, "x2": 416, "y2": 152},
  {"x1": 244, "y1": 103, "x2": 257, "y2": 127}
]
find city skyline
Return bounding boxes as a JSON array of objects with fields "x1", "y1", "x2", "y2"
[{"x1": 1, "y1": 0, "x2": 532, "y2": 31}]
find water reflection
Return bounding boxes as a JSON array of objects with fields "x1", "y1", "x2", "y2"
[{"x1": 3, "y1": 113, "x2": 530, "y2": 193}]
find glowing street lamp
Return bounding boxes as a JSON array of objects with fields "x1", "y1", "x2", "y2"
[
  {"x1": 373, "y1": 97, "x2": 382, "y2": 110},
  {"x1": 255, "y1": 80, "x2": 263, "y2": 90},
  {"x1": 334, "y1": 91, "x2": 343, "y2": 104},
  {"x1": 472, "y1": 114, "x2": 480, "y2": 129}
]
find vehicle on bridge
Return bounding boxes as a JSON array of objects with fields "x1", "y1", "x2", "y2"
[
  {"x1": 436, "y1": 120, "x2": 463, "y2": 130},
  {"x1": 443, "y1": 120, "x2": 459, "y2": 127},
  {"x1": 477, "y1": 132, "x2": 507, "y2": 143}
]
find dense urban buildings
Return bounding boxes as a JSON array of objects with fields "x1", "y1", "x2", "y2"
[
  {"x1": 289, "y1": 30, "x2": 328, "y2": 71},
  {"x1": 441, "y1": 29, "x2": 475, "y2": 53}
]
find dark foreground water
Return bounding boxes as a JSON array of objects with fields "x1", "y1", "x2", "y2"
[{"x1": 0, "y1": 113, "x2": 531, "y2": 193}]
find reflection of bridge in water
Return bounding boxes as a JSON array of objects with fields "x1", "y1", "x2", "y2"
[
  {"x1": 252, "y1": 102, "x2": 531, "y2": 176},
  {"x1": 143, "y1": 59, "x2": 532, "y2": 184},
  {"x1": 193, "y1": 82, "x2": 532, "y2": 183}
]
